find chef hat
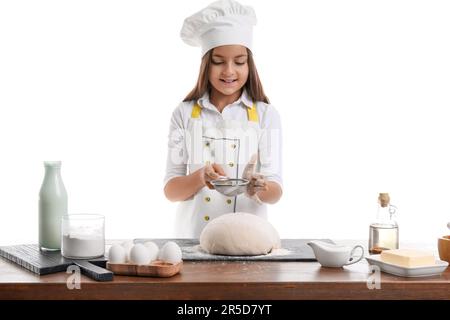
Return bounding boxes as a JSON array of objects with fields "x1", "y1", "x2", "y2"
[{"x1": 180, "y1": 0, "x2": 257, "y2": 56}]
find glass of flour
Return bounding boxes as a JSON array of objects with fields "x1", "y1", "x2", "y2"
[{"x1": 61, "y1": 214, "x2": 105, "y2": 259}]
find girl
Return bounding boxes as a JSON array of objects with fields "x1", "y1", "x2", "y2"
[{"x1": 164, "y1": 0, "x2": 283, "y2": 238}]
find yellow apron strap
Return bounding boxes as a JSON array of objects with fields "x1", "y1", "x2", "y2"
[
  {"x1": 247, "y1": 102, "x2": 259, "y2": 122},
  {"x1": 191, "y1": 103, "x2": 202, "y2": 118},
  {"x1": 192, "y1": 101, "x2": 258, "y2": 122}
]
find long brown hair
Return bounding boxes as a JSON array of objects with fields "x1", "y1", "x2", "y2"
[{"x1": 183, "y1": 48, "x2": 270, "y2": 104}]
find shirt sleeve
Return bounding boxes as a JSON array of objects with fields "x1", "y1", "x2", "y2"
[
  {"x1": 163, "y1": 104, "x2": 188, "y2": 186},
  {"x1": 258, "y1": 104, "x2": 283, "y2": 189}
]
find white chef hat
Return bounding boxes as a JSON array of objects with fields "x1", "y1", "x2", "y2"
[{"x1": 180, "y1": 0, "x2": 257, "y2": 56}]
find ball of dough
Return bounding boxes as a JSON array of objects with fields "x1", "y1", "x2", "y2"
[{"x1": 200, "y1": 212, "x2": 281, "y2": 256}]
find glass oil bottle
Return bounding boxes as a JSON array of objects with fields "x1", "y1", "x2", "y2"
[{"x1": 369, "y1": 193, "x2": 398, "y2": 254}]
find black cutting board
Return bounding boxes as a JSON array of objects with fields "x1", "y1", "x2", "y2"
[
  {"x1": 0, "y1": 244, "x2": 113, "y2": 281},
  {"x1": 134, "y1": 238, "x2": 335, "y2": 261}
]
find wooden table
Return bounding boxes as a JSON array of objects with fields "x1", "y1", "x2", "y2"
[{"x1": 0, "y1": 240, "x2": 449, "y2": 300}]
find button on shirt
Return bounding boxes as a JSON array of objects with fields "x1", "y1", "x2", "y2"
[{"x1": 164, "y1": 90, "x2": 283, "y2": 189}]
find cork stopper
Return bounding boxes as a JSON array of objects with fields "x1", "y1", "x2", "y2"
[{"x1": 378, "y1": 193, "x2": 390, "y2": 207}]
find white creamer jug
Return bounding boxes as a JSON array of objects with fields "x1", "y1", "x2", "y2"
[{"x1": 308, "y1": 240, "x2": 364, "y2": 268}]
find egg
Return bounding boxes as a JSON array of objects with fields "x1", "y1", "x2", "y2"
[
  {"x1": 129, "y1": 243, "x2": 151, "y2": 265},
  {"x1": 144, "y1": 241, "x2": 159, "y2": 262},
  {"x1": 121, "y1": 240, "x2": 134, "y2": 262},
  {"x1": 108, "y1": 244, "x2": 126, "y2": 264},
  {"x1": 158, "y1": 241, "x2": 182, "y2": 264}
]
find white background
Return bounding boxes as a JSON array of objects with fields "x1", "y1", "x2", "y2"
[{"x1": 1, "y1": 0, "x2": 449, "y2": 245}]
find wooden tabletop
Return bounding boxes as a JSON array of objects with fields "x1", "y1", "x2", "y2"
[{"x1": 0, "y1": 240, "x2": 449, "y2": 300}]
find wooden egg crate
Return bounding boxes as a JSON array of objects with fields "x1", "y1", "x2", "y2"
[{"x1": 106, "y1": 260, "x2": 183, "y2": 277}]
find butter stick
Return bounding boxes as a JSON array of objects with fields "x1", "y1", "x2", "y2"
[{"x1": 380, "y1": 249, "x2": 435, "y2": 267}]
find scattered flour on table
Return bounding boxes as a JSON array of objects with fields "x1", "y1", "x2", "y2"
[
  {"x1": 266, "y1": 248, "x2": 291, "y2": 256},
  {"x1": 183, "y1": 245, "x2": 291, "y2": 259}
]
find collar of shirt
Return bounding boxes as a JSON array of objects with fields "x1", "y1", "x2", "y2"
[{"x1": 197, "y1": 89, "x2": 253, "y2": 112}]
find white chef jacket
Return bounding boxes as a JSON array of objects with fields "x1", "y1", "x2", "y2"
[{"x1": 164, "y1": 89, "x2": 283, "y2": 189}]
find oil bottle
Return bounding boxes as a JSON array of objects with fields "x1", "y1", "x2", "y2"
[{"x1": 368, "y1": 193, "x2": 398, "y2": 254}]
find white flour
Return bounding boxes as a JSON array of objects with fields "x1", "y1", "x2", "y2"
[
  {"x1": 184, "y1": 245, "x2": 291, "y2": 259},
  {"x1": 62, "y1": 234, "x2": 105, "y2": 259},
  {"x1": 267, "y1": 248, "x2": 291, "y2": 256}
]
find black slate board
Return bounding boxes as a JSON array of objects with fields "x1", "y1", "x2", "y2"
[
  {"x1": 0, "y1": 244, "x2": 113, "y2": 281},
  {"x1": 134, "y1": 238, "x2": 334, "y2": 261}
]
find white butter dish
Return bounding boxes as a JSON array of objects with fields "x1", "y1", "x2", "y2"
[{"x1": 365, "y1": 255, "x2": 448, "y2": 277}]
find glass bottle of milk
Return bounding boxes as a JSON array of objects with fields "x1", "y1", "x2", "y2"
[
  {"x1": 368, "y1": 193, "x2": 399, "y2": 254},
  {"x1": 39, "y1": 161, "x2": 68, "y2": 251}
]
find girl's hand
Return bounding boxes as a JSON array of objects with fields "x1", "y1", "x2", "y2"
[
  {"x1": 246, "y1": 173, "x2": 268, "y2": 197},
  {"x1": 200, "y1": 162, "x2": 226, "y2": 189},
  {"x1": 242, "y1": 153, "x2": 267, "y2": 203}
]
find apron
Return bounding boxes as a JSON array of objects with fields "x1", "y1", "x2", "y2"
[{"x1": 174, "y1": 101, "x2": 267, "y2": 238}]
